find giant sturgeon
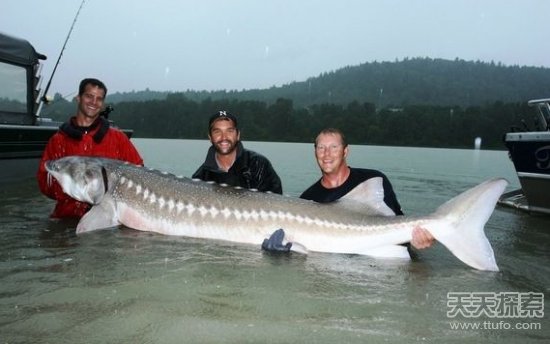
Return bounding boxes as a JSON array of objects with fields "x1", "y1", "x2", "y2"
[{"x1": 45, "y1": 156, "x2": 508, "y2": 271}]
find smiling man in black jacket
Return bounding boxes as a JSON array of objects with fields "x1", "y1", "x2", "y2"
[{"x1": 192, "y1": 111, "x2": 283, "y2": 194}]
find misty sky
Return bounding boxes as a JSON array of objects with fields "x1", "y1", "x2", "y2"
[{"x1": 3, "y1": 0, "x2": 549, "y2": 98}]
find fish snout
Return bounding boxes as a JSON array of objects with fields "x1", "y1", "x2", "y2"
[
  {"x1": 44, "y1": 160, "x2": 62, "y2": 187},
  {"x1": 44, "y1": 160, "x2": 57, "y2": 173}
]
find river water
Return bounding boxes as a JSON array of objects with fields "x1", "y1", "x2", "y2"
[{"x1": 1, "y1": 139, "x2": 548, "y2": 343}]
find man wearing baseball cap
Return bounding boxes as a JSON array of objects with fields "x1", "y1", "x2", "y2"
[{"x1": 192, "y1": 110, "x2": 282, "y2": 194}]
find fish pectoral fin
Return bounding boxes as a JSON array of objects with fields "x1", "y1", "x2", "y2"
[
  {"x1": 289, "y1": 242, "x2": 308, "y2": 255},
  {"x1": 76, "y1": 196, "x2": 119, "y2": 234},
  {"x1": 359, "y1": 245, "x2": 411, "y2": 259}
]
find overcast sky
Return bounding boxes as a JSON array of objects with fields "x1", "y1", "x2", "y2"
[{"x1": 3, "y1": 0, "x2": 549, "y2": 98}]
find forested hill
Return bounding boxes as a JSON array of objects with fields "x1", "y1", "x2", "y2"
[
  {"x1": 38, "y1": 57, "x2": 550, "y2": 149},
  {"x1": 107, "y1": 57, "x2": 550, "y2": 108}
]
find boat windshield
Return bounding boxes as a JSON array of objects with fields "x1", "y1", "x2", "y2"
[
  {"x1": 538, "y1": 103, "x2": 550, "y2": 130},
  {"x1": 527, "y1": 98, "x2": 550, "y2": 131},
  {"x1": 0, "y1": 61, "x2": 27, "y2": 114}
]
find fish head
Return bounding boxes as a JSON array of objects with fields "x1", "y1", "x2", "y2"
[{"x1": 45, "y1": 156, "x2": 119, "y2": 204}]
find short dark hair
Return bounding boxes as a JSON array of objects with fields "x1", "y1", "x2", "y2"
[
  {"x1": 208, "y1": 110, "x2": 238, "y2": 131},
  {"x1": 78, "y1": 78, "x2": 108, "y2": 97},
  {"x1": 314, "y1": 128, "x2": 348, "y2": 147}
]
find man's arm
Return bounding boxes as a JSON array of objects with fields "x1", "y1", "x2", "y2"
[
  {"x1": 379, "y1": 173, "x2": 434, "y2": 248},
  {"x1": 36, "y1": 135, "x2": 65, "y2": 200},
  {"x1": 115, "y1": 131, "x2": 143, "y2": 166},
  {"x1": 191, "y1": 165, "x2": 207, "y2": 180},
  {"x1": 259, "y1": 159, "x2": 283, "y2": 194}
]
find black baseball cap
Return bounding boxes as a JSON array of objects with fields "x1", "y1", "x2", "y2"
[{"x1": 208, "y1": 110, "x2": 238, "y2": 130}]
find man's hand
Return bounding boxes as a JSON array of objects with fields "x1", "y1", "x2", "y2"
[{"x1": 411, "y1": 226, "x2": 435, "y2": 249}]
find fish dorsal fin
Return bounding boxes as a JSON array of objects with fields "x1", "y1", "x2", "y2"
[{"x1": 336, "y1": 177, "x2": 396, "y2": 216}]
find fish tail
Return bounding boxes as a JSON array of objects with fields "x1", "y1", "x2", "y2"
[{"x1": 428, "y1": 178, "x2": 508, "y2": 271}]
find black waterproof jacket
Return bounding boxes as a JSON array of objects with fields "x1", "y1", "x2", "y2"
[{"x1": 192, "y1": 142, "x2": 282, "y2": 194}]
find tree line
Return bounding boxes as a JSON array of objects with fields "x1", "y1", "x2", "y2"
[
  {"x1": 28, "y1": 93, "x2": 536, "y2": 149},
  {"x1": 105, "y1": 95, "x2": 530, "y2": 150}
]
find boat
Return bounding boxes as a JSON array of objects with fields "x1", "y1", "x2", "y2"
[
  {"x1": 0, "y1": 32, "x2": 60, "y2": 184},
  {"x1": 0, "y1": 32, "x2": 133, "y2": 185},
  {"x1": 499, "y1": 98, "x2": 550, "y2": 214}
]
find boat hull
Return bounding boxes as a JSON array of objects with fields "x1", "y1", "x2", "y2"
[
  {"x1": 0, "y1": 124, "x2": 58, "y2": 184},
  {"x1": 502, "y1": 131, "x2": 550, "y2": 214}
]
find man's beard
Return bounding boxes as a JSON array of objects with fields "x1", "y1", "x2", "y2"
[{"x1": 214, "y1": 139, "x2": 237, "y2": 155}]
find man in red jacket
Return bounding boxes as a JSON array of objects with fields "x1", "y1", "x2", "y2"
[{"x1": 37, "y1": 78, "x2": 143, "y2": 218}]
